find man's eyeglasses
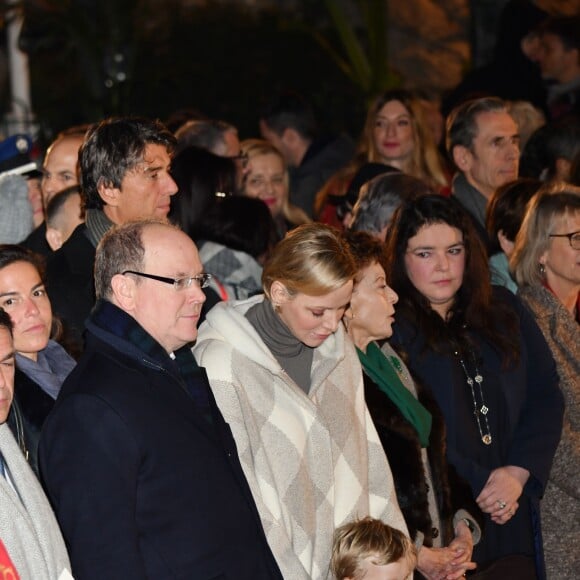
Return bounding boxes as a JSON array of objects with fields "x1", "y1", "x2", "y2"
[
  {"x1": 548, "y1": 230, "x2": 580, "y2": 250},
  {"x1": 122, "y1": 271, "x2": 212, "y2": 290}
]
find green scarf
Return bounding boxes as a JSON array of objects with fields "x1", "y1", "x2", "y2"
[{"x1": 358, "y1": 342, "x2": 432, "y2": 447}]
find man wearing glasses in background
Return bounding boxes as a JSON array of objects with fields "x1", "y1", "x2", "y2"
[{"x1": 39, "y1": 219, "x2": 283, "y2": 580}]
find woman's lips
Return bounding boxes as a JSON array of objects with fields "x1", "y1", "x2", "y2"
[
  {"x1": 24, "y1": 324, "x2": 47, "y2": 334},
  {"x1": 262, "y1": 197, "x2": 277, "y2": 207}
]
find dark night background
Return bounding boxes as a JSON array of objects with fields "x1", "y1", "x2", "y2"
[
  {"x1": 16, "y1": 1, "x2": 368, "y2": 141},
  {"x1": 2, "y1": 0, "x2": 576, "y2": 146}
]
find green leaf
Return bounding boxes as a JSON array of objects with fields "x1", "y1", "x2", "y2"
[{"x1": 323, "y1": 0, "x2": 371, "y2": 90}]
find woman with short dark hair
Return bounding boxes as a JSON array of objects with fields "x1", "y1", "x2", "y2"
[
  {"x1": 343, "y1": 230, "x2": 482, "y2": 579},
  {"x1": 0, "y1": 245, "x2": 76, "y2": 475}
]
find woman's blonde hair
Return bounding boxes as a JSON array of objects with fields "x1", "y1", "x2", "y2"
[
  {"x1": 361, "y1": 90, "x2": 447, "y2": 188},
  {"x1": 510, "y1": 183, "x2": 580, "y2": 287},
  {"x1": 240, "y1": 138, "x2": 310, "y2": 227},
  {"x1": 262, "y1": 223, "x2": 356, "y2": 298}
]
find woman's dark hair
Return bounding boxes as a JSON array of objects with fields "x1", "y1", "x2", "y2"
[
  {"x1": 169, "y1": 146, "x2": 237, "y2": 241},
  {"x1": 0, "y1": 244, "x2": 46, "y2": 280},
  {"x1": 384, "y1": 194, "x2": 519, "y2": 363},
  {"x1": 0, "y1": 244, "x2": 68, "y2": 347},
  {"x1": 196, "y1": 196, "x2": 277, "y2": 260},
  {"x1": 485, "y1": 178, "x2": 542, "y2": 255},
  {"x1": 343, "y1": 230, "x2": 388, "y2": 280}
]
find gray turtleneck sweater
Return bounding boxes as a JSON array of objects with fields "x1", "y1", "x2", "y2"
[{"x1": 246, "y1": 299, "x2": 314, "y2": 393}]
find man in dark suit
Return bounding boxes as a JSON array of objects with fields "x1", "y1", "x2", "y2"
[{"x1": 39, "y1": 220, "x2": 282, "y2": 580}]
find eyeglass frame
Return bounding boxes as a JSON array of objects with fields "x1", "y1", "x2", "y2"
[
  {"x1": 122, "y1": 270, "x2": 212, "y2": 290},
  {"x1": 548, "y1": 230, "x2": 580, "y2": 250}
]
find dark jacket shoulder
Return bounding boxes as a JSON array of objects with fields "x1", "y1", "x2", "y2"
[
  {"x1": 7, "y1": 368, "x2": 55, "y2": 477},
  {"x1": 46, "y1": 224, "x2": 95, "y2": 348}
]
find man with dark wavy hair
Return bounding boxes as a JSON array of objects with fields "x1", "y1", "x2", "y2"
[{"x1": 46, "y1": 117, "x2": 178, "y2": 348}]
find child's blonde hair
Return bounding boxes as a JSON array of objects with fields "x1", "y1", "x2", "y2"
[{"x1": 331, "y1": 517, "x2": 416, "y2": 579}]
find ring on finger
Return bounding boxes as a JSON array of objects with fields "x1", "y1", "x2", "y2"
[
  {"x1": 497, "y1": 500, "x2": 507, "y2": 509},
  {"x1": 508, "y1": 509, "x2": 514, "y2": 517}
]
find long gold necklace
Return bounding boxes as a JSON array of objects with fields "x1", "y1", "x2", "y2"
[{"x1": 454, "y1": 347, "x2": 492, "y2": 445}]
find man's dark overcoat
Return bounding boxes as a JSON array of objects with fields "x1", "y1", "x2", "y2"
[{"x1": 40, "y1": 300, "x2": 282, "y2": 580}]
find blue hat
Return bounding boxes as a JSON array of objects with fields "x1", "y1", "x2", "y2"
[{"x1": 0, "y1": 134, "x2": 40, "y2": 178}]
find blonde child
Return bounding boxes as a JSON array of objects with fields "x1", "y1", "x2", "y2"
[{"x1": 331, "y1": 517, "x2": 416, "y2": 580}]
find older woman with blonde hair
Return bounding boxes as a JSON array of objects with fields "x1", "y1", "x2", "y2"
[
  {"x1": 194, "y1": 223, "x2": 407, "y2": 579},
  {"x1": 240, "y1": 139, "x2": 310, "y2": 239},
  {"x1": 510, "y1": 184, "x2": 580, "y2": 579}
]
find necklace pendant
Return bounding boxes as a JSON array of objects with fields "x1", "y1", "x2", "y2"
[
  {"x1": 480, "y1": 405, "x2": 489, "y2": 415},
  {"x1": 475, "y1": 374, "x2": 483, "y2": 384},
  {"x1": 482, "y1": 434, "x2": 492, "y2": 445}
]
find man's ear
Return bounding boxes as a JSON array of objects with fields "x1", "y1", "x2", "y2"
[
  {"x1": 110, "y1": 273, "x2": 136, "y2": 311},
  {"x1": 45, "y1": 227, "x2": 63, "y2": 252},
  {"x1": 97, "y1": 179, "x2": 121, "y2": 208},
  {"x1": 343, "y1": 302, "x2": 355, "y2": 323},
  {"x1": 452, "y1": 145, "x2": 473, "y2": 172},
  {"x1": 281, "y1": 127, "x2": 300, "y2": 148},
  {"x1": 270, "y1": 280, "x2": 291, "y2": 306}
]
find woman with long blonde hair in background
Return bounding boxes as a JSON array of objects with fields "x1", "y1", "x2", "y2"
[{"x1": 315, "y1": 89, "x2": 449, "y2": 226}]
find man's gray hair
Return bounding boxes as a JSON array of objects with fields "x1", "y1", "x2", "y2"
[
  {"x1": 94, "y1": 219, "x2": 170, "y2": 300},
  {"x1": 350, "y1": 173, "x2": 434, "y2": 235},
  {"x1": 175, "y1": 119, "x2": 236, "y2": 155},
  {"x1": 446, "y1": 97, "x2": 507, "y2": 157}
]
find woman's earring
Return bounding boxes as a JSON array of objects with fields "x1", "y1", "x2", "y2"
[{"x1": 538, "y1": 262, "x2": 546, "y2": 276}]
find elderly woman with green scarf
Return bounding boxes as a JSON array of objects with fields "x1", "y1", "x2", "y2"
[{"x1": 343, "y1": 231, "x2": 483, "y2": 580}]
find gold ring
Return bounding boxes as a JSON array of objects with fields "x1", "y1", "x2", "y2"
[{"x1": 498, "y1": 500, "x2": 507, "y2": 509}]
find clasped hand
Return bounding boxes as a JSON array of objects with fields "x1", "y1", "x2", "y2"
[
  {"x1": 417, "y1": 522, "x2": 476, "y2": 580},
  {"x1": 476, "y1": 465, "x2": 530, "y2": 525}
]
